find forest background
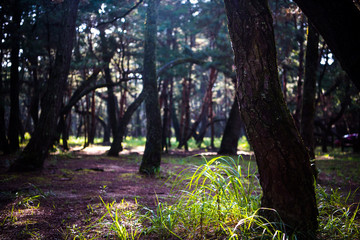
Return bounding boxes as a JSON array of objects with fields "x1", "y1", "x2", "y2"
[
  {"x1": 0, "y1": 0, "x2": 360, "y2": 239},
  {"x1": 1, "y1": 0, "x2": 358, "y2": 159}
]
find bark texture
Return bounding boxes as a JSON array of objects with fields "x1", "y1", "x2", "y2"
[
  {"x1": 224, "y1": 0, "x2": 318, "y2": 236},
  {"x1": 9, "y1": 0, "x2": 80, "y2": 172},
  {"x1": 294, "y1": 0, "x2": 360, "y2": 90},
  {"x1": 301, "y1": 23, "x2": 319, "y2": 158},
  {"x1": 139, "y1": 0, "x2": 162, "y2": 175}
]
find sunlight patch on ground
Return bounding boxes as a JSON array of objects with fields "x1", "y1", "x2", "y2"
[
  {"x1": 237, "y1": 150, "x2": 254, "y2": 156},
  {"x1": 8, "y1": 208, "x2": 48, "y2": 225},
  {"x1": 119, "y1": 146, "x2": 145, "y2": 155},
  {"x1": 71, "y1": 145, "x2": 110, "y2": 155},
  {"x1": 317, "y1": 154, "x2": 335, "y2": 160}
]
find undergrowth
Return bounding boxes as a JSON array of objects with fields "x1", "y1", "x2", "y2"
[{"x1": 69, "y1": 156, "x2": 359, "y2": 240}]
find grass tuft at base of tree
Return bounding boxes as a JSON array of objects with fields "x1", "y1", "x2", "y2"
[{"x1": 70, "y1": 155, "x2": 359, "y2": 239}]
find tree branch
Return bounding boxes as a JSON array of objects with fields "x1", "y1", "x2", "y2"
[{"x1": 96, "y1": 0, "x2": 144, "y2": 27}]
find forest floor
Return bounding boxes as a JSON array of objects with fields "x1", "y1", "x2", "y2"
[{"x1": 0, "y1": 145, "x2": 359, "y2": 239}]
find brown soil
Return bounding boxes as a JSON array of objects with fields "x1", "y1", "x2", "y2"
[
  {"x1": 0, "y1": 147, "x2": 224, "y2": 239},
  {"x1": 0, "y1": 147, "x2": 359, "y2": 239}
]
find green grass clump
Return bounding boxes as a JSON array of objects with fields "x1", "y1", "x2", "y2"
[
  {"x1": 74, "y1": 155, "x2": 359, "y2": 239},
  {"x1": 317, "y1": 186, "x2": 360, "y2": 239},
  {"x1": 141, "y1": 156, "x2": 293, "y2": 239}
]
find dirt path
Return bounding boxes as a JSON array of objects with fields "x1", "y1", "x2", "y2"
[{"x1": 0, "y1": 149, "x2": 186, "y2": 239}]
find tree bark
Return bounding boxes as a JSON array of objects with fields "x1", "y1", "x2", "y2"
[
  {"x1": 28, "y1": 56, "x2": 40, "y2": 129},
  {"x1": 224, "y1": 0, "x2": 318, "y2": 236},
  {"x1": 294, "y1": 0, "x2": 360, "y2": 90},
  {"x1": 293, "y1": 16, "x2": 305, "y2": 127},
  {"x1": 108, "y1": 90, "x2": 147, "y2": 156},
  {"x1": 9, "y1": 0, "x2": 80, "y2": 172},
  {"x1": 218, "y1": 95, "x2": 242, "y2": 155},
  {"x1": 88, "y1": 90, "x2": 96, "y2": 144},
  {"x1": 178, "y1": 78, "x2": 188, "y2": 149},
  {"x1": 160, "y1": 78, "x2": 170, "y2": 152},
  {"x1": 139, "y1": 0, "x2": 162, "y2": 175},
  {"x1": 99, "y1": 29, "x2": 118, "y2": 139},
  {"x1": 300, "y1": 23, "x2": 319, "y2": 158}
]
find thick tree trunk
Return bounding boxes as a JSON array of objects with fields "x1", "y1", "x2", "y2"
[
  {"x1": 294, "y1": 0, "x2": 360, "y2": 90},
  {"x1": 8, "y1": 3, "x2": 22, "y2": 153},
  {"x1": 9, "y1": 0, "x2": 79, "y2": 172},
  {"x1": 224, "y1": 0, "x2": 318, "y2": 236},
  {"x1": 300, "y1": 23, "x2": 319, "y2": 158},
  {"x1": 139, "y1": 0, "x2": 162, "y2": 175},
  {"x1": 218, "y1": 95, "x2": 242, "y2": 155}
]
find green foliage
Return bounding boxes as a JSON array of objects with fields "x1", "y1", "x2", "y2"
[
  {"x1": 100, "y1": 197, "x2": 143, "y2": 240},
  {"x1": 63, "y1": 199, "x2": 144, "y2": 240},
  {"x1": 317, "y1": 186, "x2": 360, "y2": 239},
  {"x1": 78, "y1": 155, "x2": 360, "y2": 240},
  {"x1": 144, "y1": 156, "x2": 263, "y2": 239}
]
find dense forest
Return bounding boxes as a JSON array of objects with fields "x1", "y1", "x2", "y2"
[{"x1": 0, "y1": 0, "x2": 359, "y2": 239}]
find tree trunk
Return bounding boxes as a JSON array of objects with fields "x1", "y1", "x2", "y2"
[
  {"x1": 178, "y1": 67, "x2": 217, "y2": 149},
  {"x1": 139, "y1": 0, "x2": 162, "y2": 175},
  {"x1": 108, "y1": 90, "x2": 146, "y2": 156},
  {"x1": 218, "y1": 95, "x2": 242, "y2": 155},
  {"x1": 29, "y1": 56, "x2": 40, "y2": 130},
  {"x1": 224, "y1": 0, "x2": 318, "y2": 236},
  {"x1": 88, "y1": 90, "x2": 96, "y2": 144},
  {"x1": 208, "y1": 68, "x2": 217, "y2": 149},
  {"x1": 8, "y1": 2, "x2": 22, "y2": 153},
  {"x1": 9, "y1": 0, "x2": 80, "y2": 172},
  {"x1": 160, "y1": 78, "x2": 170, "y2": 152},
  {"x1": 300, "y1": 22, "x2": 319, "y2": 158},
  {"x1": 171, "y1": 104, "x2": 180, "y2": 142},
  {"x1": 104, "y1": 66, "x2": 118, "y2": 138},
  {"x1": 294, "y1": 0, "x2": 360, "y2": 90},
  {"x1": 293, "y1": 16, "x2": 305, "y2": 127},
  {"x1": 99, "y1": 28, "x2": 118, "y2": 140},
  {"x1": 178, "y1": 77, "x2": 189, "y2": 149}
]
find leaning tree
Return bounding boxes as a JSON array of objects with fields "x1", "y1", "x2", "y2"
[
  {"x1": 9, "y1": 0, "x2": 80, "y2": 172},
  {"x1": 224, "y1": 0, "x2": 318, "y2": 237}
]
